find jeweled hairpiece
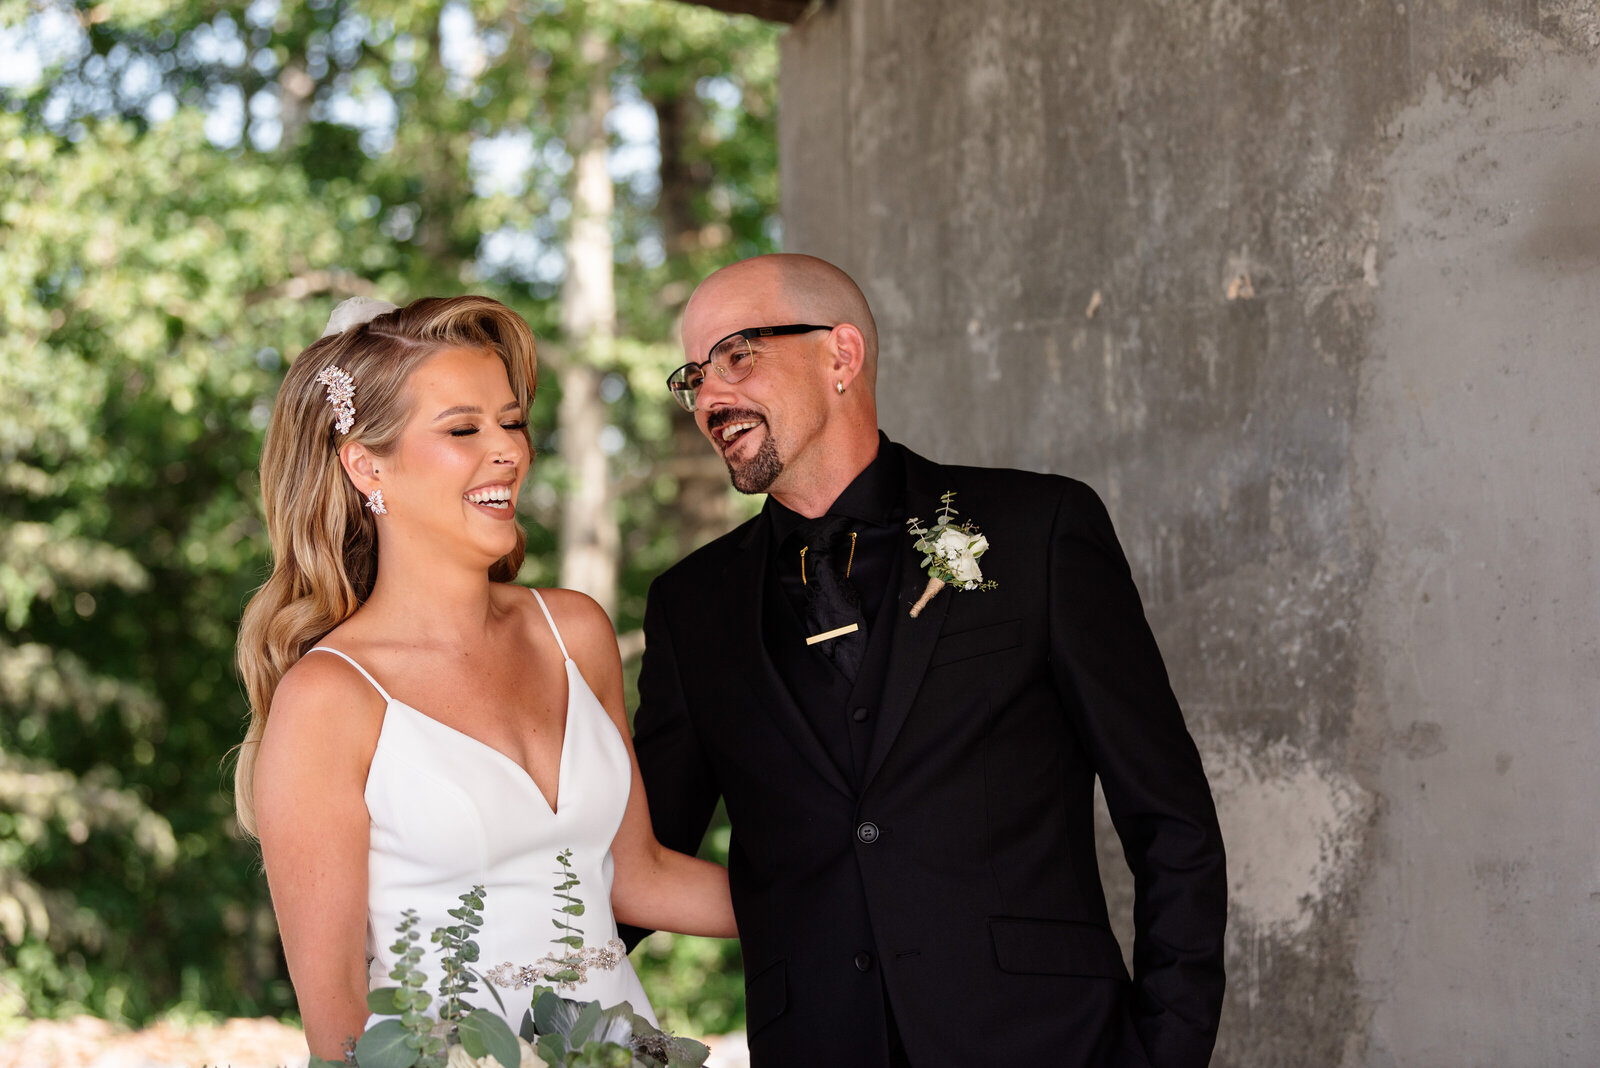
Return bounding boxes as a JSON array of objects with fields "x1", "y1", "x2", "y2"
[{"x1": 314, "y1": 365, "x2": 356, "y2": 435}]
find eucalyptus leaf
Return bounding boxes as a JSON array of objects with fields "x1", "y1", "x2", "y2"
[
  {"x1": 459, "y1": 1008, "x2": 522, "y2": 1068},
  {"x1": 575, "y1": 1040, "x2": 633, "y2": 1067},
  {"x1": 536, "y1": 1032, "x2": 569, "y2": 1065},
  {"x1": 368, "y1": 986, "x2": 403, "y2": 1014},
  {"x1": 534, "y1": 990, "x2": 584, "y2": 1035},
  {"x1": 568, "y1": 1000, "x2": 604, "y2": 1046},
  {"x1": 307, "y1": 1058, "x2": 348, "y2": 1068},
  {"x1": 556, "y1": 934, "x2": 584, "y2": 948},
  {"x1": 354, "y1": 1020, "x2": 419, "y2": 1068},
  {"x1": 520, "y1": 1008, "x2": 539, "y2": 1042},
  {"x1": 561, "y1": 903, "x2": 586, "y2": 915},
  {"x1": 667, "y1": 1037, "x2": 712, "y2": 1066}
]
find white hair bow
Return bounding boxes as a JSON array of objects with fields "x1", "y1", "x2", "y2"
[{"x1": 321, "y1": 296, "x2": 399, "y2": 338}]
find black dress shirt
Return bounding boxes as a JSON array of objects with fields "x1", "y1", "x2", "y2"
[{"x1": 766, "y1": 433, "x2": 906, "y2": 625}]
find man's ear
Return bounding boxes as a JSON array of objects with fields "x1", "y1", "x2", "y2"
[
  {"x1": 828, "y1": 323, "x2": 868, "y2": 390},
  {"x1": 338, "y1": 441, "x2": 381, "y2": 498}
]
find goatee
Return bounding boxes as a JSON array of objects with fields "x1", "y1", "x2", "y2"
[{"x1": 727, "y1": 434, "x2": 783, "y2": 494}]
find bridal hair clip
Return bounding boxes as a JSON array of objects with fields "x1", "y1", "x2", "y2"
[
  {"x1": 321, "y1": 295, "x2": 398, "y2": 339},
  {"x1": 314, "y1": 365, "x2": 357, "y2": 435}
]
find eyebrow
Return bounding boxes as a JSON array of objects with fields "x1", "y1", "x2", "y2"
[{"x1": 431, "y1": 400, "x2": 523, "y2": 421}]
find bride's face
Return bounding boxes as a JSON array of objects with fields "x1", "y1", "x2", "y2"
[{"x1": 377, "y1": 345, "x2": 530, "y2": 567}]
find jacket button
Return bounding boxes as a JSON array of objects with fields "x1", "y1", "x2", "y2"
[
  {"x1": 851, "y1": 706, "x2": 870, "y2": 723},
  {"x1": 856, "y1": 821, "x2": 879, "y2": 844},
  {"x1": 854, "y1": 951, "x2": 873, "y2": 972}
]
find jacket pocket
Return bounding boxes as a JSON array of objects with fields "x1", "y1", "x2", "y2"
[
  {"x1": 744, "y1": 957, "x2": 787, "y2": 1038},
  {"x1": 988, "y1": 916, "x2": 1129, "y2": 979},
  {"x1": 929, "y1": 618, "x2": 1023, "y2": 668}
]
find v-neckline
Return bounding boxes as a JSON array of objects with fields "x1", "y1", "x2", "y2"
[{"x1": 384, "y1": 656, "x2": 576, "y2": 816}]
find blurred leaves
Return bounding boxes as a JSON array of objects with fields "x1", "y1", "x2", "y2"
[{"x1": 1, "y1": 0, "x2": 776, "y2": 1033}]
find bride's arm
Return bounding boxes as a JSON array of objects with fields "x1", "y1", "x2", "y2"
[
  {"x1": 546, "y1": 589, "x2": 738, "y2": 940},
  {"x1": 254, "y1": 656, "x2": 386, "y2": 1057}
]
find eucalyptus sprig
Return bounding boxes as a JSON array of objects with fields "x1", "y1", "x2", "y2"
[
  {"x1": 547, "y1": 849, "x2": 586, "y2": 984},
  {"x1": 311, "y1": 891, "x2": 520, "y2": 1068},
  {"x1": 308, "y1": 853, "x2": 711, "y2": 1068},
  {"x1": 435, "y1": 886, "x2": 486, "y2": 1022},
  {"x1": 517, "y1": 855, "x2": 711, "y2": 1068}
]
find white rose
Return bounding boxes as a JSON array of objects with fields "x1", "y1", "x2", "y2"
[
  {"x1": 950, "y1": 551, "x2": 983, "y2": 586},
  {"x1": 968, "y1": 534, "x2": 989, "y2": 556},
  {"x1": 935, "y1": 526, "x2": 970, "y2": 556},
  {"x1": 446, "y1": 1045, "x2": 483, "y2": 1068},
  {"x1": 445, "y1": 1038, "x2": 545, "y2": 1068},
  {"x1": 519, "y1": 1037, "x2": 548, "y2": 1068}
]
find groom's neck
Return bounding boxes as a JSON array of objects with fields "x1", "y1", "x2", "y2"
[{"x1": 769, "y1": 424, "x2": 883, "y2": 519}]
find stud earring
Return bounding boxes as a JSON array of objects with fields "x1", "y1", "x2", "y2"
[
  {"x1": 366, "y1": 489, "x2": 387, "y2": 515},
  {"x1": 836, "y1": 381, "x2": 845, "y2": 395}
]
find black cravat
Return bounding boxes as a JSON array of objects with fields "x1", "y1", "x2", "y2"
[{"x1": 794, "y1": 514, "x2": 868, "y2": 679}]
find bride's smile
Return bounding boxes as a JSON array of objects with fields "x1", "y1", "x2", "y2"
[{"x1": 363, "y1": 344, "x2": 531, "y2": 562}]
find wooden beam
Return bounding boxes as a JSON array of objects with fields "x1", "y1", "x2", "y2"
[{"x1": 672, "y1": 0, "x2": 812, "y2": 24}]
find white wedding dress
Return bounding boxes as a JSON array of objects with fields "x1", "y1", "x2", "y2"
[{"x1": 309, "y1": 588, "x2": 657, "y2": 1029}]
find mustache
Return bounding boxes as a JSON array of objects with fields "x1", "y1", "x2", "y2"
[{"x1": 705, "y1": 408, "x2": 766, "y2": 434}]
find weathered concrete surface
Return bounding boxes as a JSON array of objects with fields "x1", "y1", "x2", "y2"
[{"x1": 779, "y1": 2, "x2": 1600, "y2": 1064}]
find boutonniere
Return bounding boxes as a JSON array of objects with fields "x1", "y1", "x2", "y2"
[{"x1": 906, "y1": 491, "x2": 997, "y2": 617}]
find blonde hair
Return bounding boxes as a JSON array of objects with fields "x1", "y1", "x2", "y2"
[{"x1": 233, "y1": 295, "x2": 537, "y2": 836}]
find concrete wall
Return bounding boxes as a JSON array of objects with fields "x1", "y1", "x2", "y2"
[{"x1": 778, "y1": 3, "x2": 1600, "y2": 1064}]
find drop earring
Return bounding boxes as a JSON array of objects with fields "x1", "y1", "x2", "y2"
[{"x1": 366, "y1": 489, "x2": 387, "y2": 515}]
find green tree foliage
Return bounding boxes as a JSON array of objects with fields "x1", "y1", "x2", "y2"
[
  {"x1": 1, "y1": 0, "x2": 774, "y2": 1031},
  {"x1": 0, "y1": 107, "x2": 374, "y2": 1020}
]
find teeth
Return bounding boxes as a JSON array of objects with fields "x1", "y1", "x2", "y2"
[
  {"x1": 720, "y1": 421, "x2": 759, "y2": 442},
  {"x1": 465, "y1": 486, "x2": 513, "y2": 505}
]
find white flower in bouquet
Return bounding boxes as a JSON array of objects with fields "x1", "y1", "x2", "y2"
[{"x1": 446, "y1": 1038, "x2": 546, "y2": 1068}]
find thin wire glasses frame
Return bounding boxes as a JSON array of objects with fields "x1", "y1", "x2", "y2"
[{"x1": 666, "y1": 323, "x2": 834, "y2": 412}]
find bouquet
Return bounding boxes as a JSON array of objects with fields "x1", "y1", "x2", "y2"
[{"x1": 310, "y1": 851, "x2": 709, "y2": 1068}]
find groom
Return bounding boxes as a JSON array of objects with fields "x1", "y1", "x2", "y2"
[{"x1": 630, "y1": 254, "x2": 1226, "y2": 1067}]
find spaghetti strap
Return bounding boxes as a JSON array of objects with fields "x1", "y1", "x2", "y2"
[
  {"x1": 306, "y1": 646, "x2": 394, "y2": 703},
  {"x1": 528, "y1": 589, "x2": 572, "y2": 662}
]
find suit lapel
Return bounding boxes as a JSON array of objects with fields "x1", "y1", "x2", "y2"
[
  {"x1": 722, "y1": 516, "x2": 855, "y2": 800},
  {"x1": 860, "y1": 448, "x2": 953, "y2": 791}
]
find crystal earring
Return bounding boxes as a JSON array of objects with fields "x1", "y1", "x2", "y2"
[
  {"x1": 366, "y1": 489, "x2": 387, "y2": 516},
  {"x1": 836, "y1": 380, "x2": 845, "y2": 394}
]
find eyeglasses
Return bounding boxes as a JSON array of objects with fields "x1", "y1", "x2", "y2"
[{"x1": 666, "y1": 324, "x2": 833, "y2": 412}]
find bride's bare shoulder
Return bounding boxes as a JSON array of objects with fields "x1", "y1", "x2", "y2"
[
  {"x1": 518, "y1": 585, "x2": 620, "y2": 662},
  {"x1": 268, "y1": 646, "x2": 389, "y2": 745}
]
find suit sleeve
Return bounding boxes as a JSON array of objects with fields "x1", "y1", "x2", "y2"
[
  {"x1": 1048, "y1": 480, "x2": 1227, "y2": 1068},
  {"x1": 619, "y1": 575, "x2": 724, "y2": 950}
]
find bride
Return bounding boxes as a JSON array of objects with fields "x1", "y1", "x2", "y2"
[{"x1": 233, "y1": 295, "x2": 734, "y2": 1057}]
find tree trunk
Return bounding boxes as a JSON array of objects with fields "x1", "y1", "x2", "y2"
[
  {"x1": 650, "y1": 79, "x2": 734, "y2": 555},
  {"x1": 557, "y1": 28, "x2": 620, "y2": 616}
]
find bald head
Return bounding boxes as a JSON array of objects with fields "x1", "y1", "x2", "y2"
[
  {"x1": 679, "y1": 253, "x2": 884, "y2": 515},
  {"x1": 684, "y1": 254, "x2": 879, "y2": 387}
]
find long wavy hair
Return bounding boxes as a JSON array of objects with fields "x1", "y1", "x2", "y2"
[{"x1": 233, "y1": 296, "x2": 538, "y2": 836}]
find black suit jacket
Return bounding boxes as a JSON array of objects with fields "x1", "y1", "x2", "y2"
[{"x1": 632, "y1": 442, "x2": 1226, "y2": 1068}]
